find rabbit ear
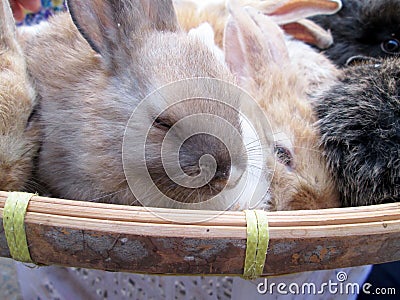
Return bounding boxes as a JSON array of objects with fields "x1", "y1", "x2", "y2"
[
  {"x1": 239, "y1": 0, "x2": 342, "y2": 24},
  {"x1": 281, "y1": 19, "x2": 333, "y2": 49},
  {"x1": 224, "y1": 18, "x2": 248, "y2": 80},
  {"x1": 67, "y1": 0, "x2": 179, "y2": 57},
  {"x1": 0, "y1": 0, "x2": 18, "y2": 51},
  {"x1": 224, "y1": 5, "x2": 289, "y2": 83}
]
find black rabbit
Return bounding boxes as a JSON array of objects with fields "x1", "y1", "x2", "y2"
[
  {"x1": 311, "y1": 0, "x2": 400, "y2": 66},
  {"x1": 315, "y1": 57, "x2": 400, "y2": 206}
]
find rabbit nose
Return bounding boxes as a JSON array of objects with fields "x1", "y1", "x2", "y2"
[{"x1": 179, "y1": 133, "x2": 232, "y2": 185}]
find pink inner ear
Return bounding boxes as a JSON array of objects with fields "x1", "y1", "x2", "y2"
[
  {"x1": 271, "y1": 0, "x2": 340, "y2": 16},
  {"x1": 281, "y1": 20, "x2": 333, "y2": 49},
  {"x1": 224, "y1": 4, "x2": 292, "y2": 81},
  {"x1": 282, "y1": 23, "x2": 318, "y2": 44},
  {"x1": 224, "y1": 18, "x2": 249, "y2": 80},
  {"x1": 244, "y1": 7, "x2": 289, "y2": 64},
  {"x1": 264, "y1": 0, "x2": 342, "y2": 26},
  {"x1": 266, "y1": 0, "x2": 342, "y2": 22}
]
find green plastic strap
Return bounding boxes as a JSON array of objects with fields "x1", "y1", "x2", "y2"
[
  {"x1": 254, "y1": 210, "x2": 269, "y2": 276},
  {"x1": 243, "y1": 210, "x2": 269, "y2": 280},
  {"x1": 243, "y1": 210, "x2": 258, "y2": 279},
  {"x1": 3, "y1": 192, "x2": 34, "y2": 263}
]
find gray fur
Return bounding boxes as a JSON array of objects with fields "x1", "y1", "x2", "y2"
[
  {"x1": 20, "y1": 0, "x2": 242, "y2": 206},
  {"x1": 311, "y1": 0, "x2": 400, "y2": 66},
  {"x1": 315, "y1": 57, "x2": 400, "y2": 206}
]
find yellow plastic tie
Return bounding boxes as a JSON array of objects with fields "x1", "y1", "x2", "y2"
[
  {"x1": 243, "y1": 210, "x2": 257, "y2": 279},
  {"x1": 243, "y1": 210, "x2": 269, "y2": 279},
  {"x1": 254, "y1": 210, "x2": 269, "y2": 276},
  {"x1": 3, "y1": 192, "x2": 34, "y2": 263}
]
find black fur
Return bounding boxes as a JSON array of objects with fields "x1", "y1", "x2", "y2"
[
  {"x1": 311, "y1": 0, "x2": 400, "y2": 66},
  {"x1": 315, "y1": 57, "x2": 400, "y2": 206}
]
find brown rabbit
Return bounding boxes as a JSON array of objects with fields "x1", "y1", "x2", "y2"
[
  {"x1": 19, "y1": 0, "x2": 274, "y2": 210},
  {"x1": 175, "y1": 0, "x2": 342, "y2": 49},
  {"x1": 0, "y1": 0, "x2": 38, "y2": 191},
  {"x1": 223, "y1": 4, "x2": 341, "y2": 210}
]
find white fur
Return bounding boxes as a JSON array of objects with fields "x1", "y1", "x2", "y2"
[
  {"x1": 188, "y1": 23, "x2": 226, "y2": 65},
  {"x1": 18, "y1": 21, "x2": 51, "y2": 36},
  {"x1": 232, "y1": 113, "x2": 271, "y2": 210}
]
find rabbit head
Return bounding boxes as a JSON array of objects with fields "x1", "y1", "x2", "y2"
[
  {"x1": 0, "y1": 0, "x2": 38, "y2": 191},
  {"x1": 22, "y1": 0, "x2": 269, "y2": 209},
  {"x1": 224, "y1": 4, "x2": 341, "y2": 210},
  {"x1": 311, "y1": 0, "x2": 400, "y2": 66}
]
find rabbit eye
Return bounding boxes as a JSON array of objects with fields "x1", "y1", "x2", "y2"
[
  {"x1": 381, "y1": 38, "x2": 400, "y2": 54},
  {"x1": 275, "y1": 146, "x2": 293, "y2": 168},
  {"x1": 153, "y1": 116, "x2": 173, "y2": 130}
]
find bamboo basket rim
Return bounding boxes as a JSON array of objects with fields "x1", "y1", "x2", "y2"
[{"x1": 1, "y1": 191, "x2": 399, "y2": 276}]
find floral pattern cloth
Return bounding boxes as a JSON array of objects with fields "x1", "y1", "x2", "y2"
[{"x1": 16, "y1": 0, "x2": 66, "y2": 26}]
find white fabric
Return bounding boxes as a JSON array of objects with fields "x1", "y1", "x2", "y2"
[
  {"x1": 16, "y1": 263, "x2": 372, "y2": 300},
  {"x1": 231, "y1": 266, "x2": 373, "y2": 300}
]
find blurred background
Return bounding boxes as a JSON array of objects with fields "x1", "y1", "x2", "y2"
[{"x1": 0, "y1": 258, "x2": 21, "y2": 300}]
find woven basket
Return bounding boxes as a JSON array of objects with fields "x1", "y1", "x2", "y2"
[{"x1": 1, "y1": 191, "x2": 399, "y2": 277}]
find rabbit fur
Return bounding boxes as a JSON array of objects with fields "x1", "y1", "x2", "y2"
[
  {"x1": 224, "y1": 5, "x2": 341, "y2": 210},
  {"x1": 175, "y1": 0, "x2": 342, "y2": 49},
  {"x1": 18, "y1": 0, "x2": 274, "y2": 210},
  {"x1": 0, "y1": 0, "x2": 38, "y2": 192},
  {"x1": 311, "y1": 0, "x2": 400, "y2": 66},
  {"x1": 315, "y1": 57, "x2": 400, "y2": 206}
]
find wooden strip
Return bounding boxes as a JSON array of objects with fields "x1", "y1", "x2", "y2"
[
  {"x1": 3, "y1": 206, "x2": 399, "y2": 240},
  {"x1": 17, "y1": 212, "x2": 400, "y2": 239},
  {"x1": 3, "y1": 191, "x2": 400, "y2": 215},
  {"x1": 3, "y1": 191, "x2": 400, "y2": 216},
  {"x1": 1, "y1": 192, "x2": 400, "y2": 227},
  {"x1": 22, "y1": 202, "x2": 400, "y2": 226}
]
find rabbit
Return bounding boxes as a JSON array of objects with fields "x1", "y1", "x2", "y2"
[
  {"x1": 175, "y1": 0, "x2": 228, "y2": 49},
  {"x1": 315, "y1": 57, "x2": 400, "y2": 207},
  {"x1": 175, "y1": 0, "x2": 342, "y2": 50},
  {"x1": 223, "y1": 3, "x2": 341, "y2": 210},
  {"x1": 0, "y1": 0, "x2": 38, "y2": 192},
  {"x1": 17, "y1": 0, "x2": 277, "y2": 210},
  {"x1": 178, "y1": 0, "x2": 341, "y2": 96},
  {"x1": 310, "y1": 0, "x2": 400, "y2": 66}
]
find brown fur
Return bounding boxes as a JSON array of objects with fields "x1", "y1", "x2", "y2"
[
  {"x1": 175, "y1": 0, "x2": 341, "y2": 49},
  {"x1": 175, "y1": 0, "x2": 227, "y2": 47},
  {"x1": 0, "y1": 0, "x2": 38, "y2": 191},
  {"x1": 224, "y1": 5, "x2": 341, "y2": 210},
  {"x1": 20, "y1": 0, "x2": 246, "y2": 208}
]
